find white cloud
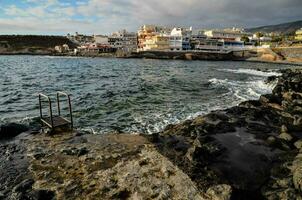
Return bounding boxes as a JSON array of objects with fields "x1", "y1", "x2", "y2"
[{"x1": 1, "y1": 0, "x2": 302, "y2": 35}]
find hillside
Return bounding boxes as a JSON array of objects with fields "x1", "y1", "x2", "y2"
[
  {"x1": 247, "y1": 20, "x2": 302, "y2": 35},
  {"x1": 0, "y1": 35, "x2": 77, "y2": 54}
]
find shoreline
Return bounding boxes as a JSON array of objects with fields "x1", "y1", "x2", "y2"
[
  {"x1": 1, "y1": 51, "x2": 302, "y2": 66},
  {"x1": 1, "y1": 68, "x2": 302, "y2": 199}
]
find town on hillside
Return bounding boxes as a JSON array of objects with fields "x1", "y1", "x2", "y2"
[{"x1": 55, "y1": 25, "x2": 302, "y2": 55}]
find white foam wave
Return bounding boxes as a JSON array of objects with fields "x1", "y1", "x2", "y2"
[
  {"x1": 209, "y1": 78, "x2": 275, "y2": 102},
  {"x1": 219, "y1": 68, "x2": 281, "y2": 77}
]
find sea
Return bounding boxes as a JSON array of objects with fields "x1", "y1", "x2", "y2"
[{"x1": 0, "y1": 55, "x2": 288, "y2": 134}]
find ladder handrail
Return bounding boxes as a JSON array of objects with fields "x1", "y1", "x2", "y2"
[
  {"x1": 38, "y1": 93, "x2": 54, "y2": 128},
  {"x1": 56, "y1": 91, "x2": 73, "y2": 129}
]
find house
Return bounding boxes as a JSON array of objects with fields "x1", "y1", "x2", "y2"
[
  {"x1": 143, "y1": 35, "x2": 170, "y2": 51},
  {"x1": 190, "y1": 31, "x2": 207, "y2": 50},
  {"x1": 67, "y1": 32, "x2": 94, "y2": 45},
  {"x1": 221, "y1": 39, "x2": 244, "y2": 50},
  {"x1": 119, "y1": 30, "x2": 138, "y2": 52},
  {"x1": 94, "y1": 35, "x2": 109, "y2": 45},
  {"x1": 295, "y1": 28, "x2": 302, "y2": 41},
  {"x1": 76, "y1": 43, "x2": 115, "y2": 53},
  {"x1": 204, "y1": 27, "x2": 252, "y2": 41},
  {"x1": 137, "y1": 25, "x2": 170, "y2": 51},
  {"x1": 169, "y1": 27, "x2": 192, "y2": 51},
  {"x1": 194, "y1": 38, "x2": 224, "y2": 51},
  {"x1": 54, "y1": 44, "x2": 69, "y2": 53},
  {"x1": 137, "y1": 25, "x2": 158, "y2": 51}
]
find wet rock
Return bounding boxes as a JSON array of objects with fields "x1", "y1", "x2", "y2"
[
  {"x1": 0, "y1": 123, "x2": 28, "y2": 139},
  {"x1": 293, "y1": 152, "x2": 302, "y2": 193},
  {"x1": 294, "y1": 140, "x2": 302, "y2": 149},
  {"x1": 61, "y1": 147, "x2": 89, "y2": 157},
  {"x1": 278, "y1": 132, "x2": 293, "y2": 142},
  {"x1": 206, "y1": 184, "x2": 232, "y2": 200},
  {"x1": 278, "y1": 125, "x2": 293, "y2": 142},
  {"x1": 30, "y1": 190, "x2": 56, "y2": 200},
  {"x1": 12, "y1": 179, "x2": 34, "y2": 193}
]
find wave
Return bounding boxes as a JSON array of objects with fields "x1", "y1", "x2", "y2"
[
  {"x1": 209, "y1": 78, "x2": 275, "y2": 101},
  {"x1": 218, "y1": 68, "x2": 281, "y2": 77}
]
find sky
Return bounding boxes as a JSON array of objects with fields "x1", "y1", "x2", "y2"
[{"x1": 0, "y1": 0, "x2": 301, "y2": 35}]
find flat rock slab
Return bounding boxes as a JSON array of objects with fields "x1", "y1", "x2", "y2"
[{"x1": 27, "y1": 132, "x2": 209, "y2": 200}]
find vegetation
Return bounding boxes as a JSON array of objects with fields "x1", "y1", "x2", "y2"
[
  {"x1": 0, "y1": 35, "x2": 77, "y2": 49},
  {"x1": 240, "y1": 35, "x2": 250, "y2": 43},
  {"x1": 255, "y1": 32, "x2": 264, "y2": 38}
]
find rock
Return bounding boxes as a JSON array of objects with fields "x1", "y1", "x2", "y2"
[
  {"x1": 293, "y1": 153, "x2": 302, "y2": 193},
  {"x1": 294, "y1": 140, "x2": 302, "y2": 149},
  {"x1": 267, "y1": 136, "x2": 276, "y2": 145},
  {"x1": 206, "y1": 184, "x2": 232, "y2": 200},
  {"x1": 12, "y1": 179, "x2": 34, "y2": 193},
  {"x1": 293, "y1": 116, "x2": 302, "y2": 127},
  {"x1": 30, "y1": 189, "x2": 56, "y2": 200},
  {"x1": 0, "y1": 123, "x2": 28, "y2": 139},
  {"x1": 278, "y1": 132, "x2": 293, "y2": 142},
  {"x1": 264, "y1": 188, "x2": 299, "y2": 200},
  {"x1": 281, "y1": 125, "x2": 288, "y2": 133},
  {"x1": 61, "y1": 147, "x2": 89, "y2": 157}
]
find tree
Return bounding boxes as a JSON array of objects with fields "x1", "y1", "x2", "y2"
[
  {"x1": 241, "y1": 35, "x2": 250, "y2": 43},
  {"x1": 255, "y1": 32, "x2": 264, "y2": 39}
]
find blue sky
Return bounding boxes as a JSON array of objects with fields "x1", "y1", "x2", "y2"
[{"x1": 0, "y1": 0, "x2": 301, "y2": 35}]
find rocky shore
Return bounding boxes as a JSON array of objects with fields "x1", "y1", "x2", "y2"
[{"x1": 1, "y1": 68, "x2": 302, "y2": 199}]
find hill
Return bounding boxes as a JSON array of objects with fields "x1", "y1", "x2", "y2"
[
  {"x1": 247, "y1": 20, "x2": 302, "y2": 35},
  {"x1": 0, "y1": 35, "x2": 77, "y2": 54}
]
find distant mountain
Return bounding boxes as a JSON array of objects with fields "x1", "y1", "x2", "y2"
[{"x1": 247, "y1": 20, "x2": 302, "y2": 35}]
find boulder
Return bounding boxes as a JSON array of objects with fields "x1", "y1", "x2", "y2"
[
  {"x1": 0, "y1": 123, "x2": 28, "y2": 139},
  {"x1": 294, "y1": 140, "x2": 302, "y2": 149},
  {"x1": 293, "y1": 153, "x2": 302, "y2": 193},
  {"x1": 206, "y1": 184, "x2": 232, "y2": 200},
  {"x1": 278, "y1": 132, "x2": 293, "y2": 142}
]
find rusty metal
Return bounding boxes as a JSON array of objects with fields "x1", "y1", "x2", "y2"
[{"x1": 38, "y1": 92, "x2": 73, "y2": 130}]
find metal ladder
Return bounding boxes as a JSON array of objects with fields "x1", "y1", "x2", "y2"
[{"x1": 39, "y1": 91, "x2": 73, "y2": 130}]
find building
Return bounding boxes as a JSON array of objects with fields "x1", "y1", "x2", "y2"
[
  {"x1": 119, "y1": 30, "x2": 138, "y2": 52},
  {"x1": 137, "y1": 25, "x2": 158, "y2": 51},
  {"x1": 221, "y1": 39, "x2": 244, "y2": 50},
  {"x1": 67, "y1": 32, "x2": 94, "y2": 45},
  {"x1": 108, "y1": 30, "x2": 137, "y2": 52},
  {"x1": 77, "y1": 43, "x2": 115, "y2": 53},
  {"x1": 169, "y1": 27, "x2": 192, "y2": 51},
  {"x1": 190, "y1": 31, "x2": 207, "y2": 50},
  {"x1": 194, "y1": 38, "x2": 224, "y2": 51},
  {"x1": 54, "y1": 44, "x2": 69, "y2": 53},
  {"x1": 204, "y1": 27, "x2": 252, "y2": 41},
  {"x1": 143, "y1": 35, "x2": 170, "y2": 51},
  {"x1": 108, "y1": 35, "x2": 123, "y2": 49},
  {"x1": 94, "y1": 35, "x2": 109, "y2": 45},
  {"x1": 295, "y1": 28, "x2": 302, "y2": 41},
  {"x1": 137, "y1": 25, "x2": 171, "y2": 51}
]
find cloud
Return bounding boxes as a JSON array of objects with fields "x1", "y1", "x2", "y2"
[{"x1": 0, "y1": 0, "x2": 301, "y2": 35}]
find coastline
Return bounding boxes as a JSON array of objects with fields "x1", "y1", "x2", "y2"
[
  {"x1": 1, "y1": 68, "x2": 302, "y2": 199},
  {"x1": 1, "y1": 50, "x2": 302, "y2": 66}
]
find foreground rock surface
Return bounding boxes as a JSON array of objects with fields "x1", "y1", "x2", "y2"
[
  {"x1": 26, "y1": 133, "x2": 208, "y2": 200},
  {"x1": 153, "y1": 68, "x2": 302, "y2": 199},
  {"x1": 0, "y1": 68, "x2": 302, "y2": 200}
]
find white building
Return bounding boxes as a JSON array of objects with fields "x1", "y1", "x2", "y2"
[
  {"x1": 204, "y1": 28, "x2": 252, "y2": 41},
  {"x1": 94, "y1": 35, "x2": 109, "y2": 45},
  {"x1": 108, "y1": 30, "x2": 137, "y2": 52},
  {"x1": 169, "y1": 27, "x2": 192, "y2": 51}
]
